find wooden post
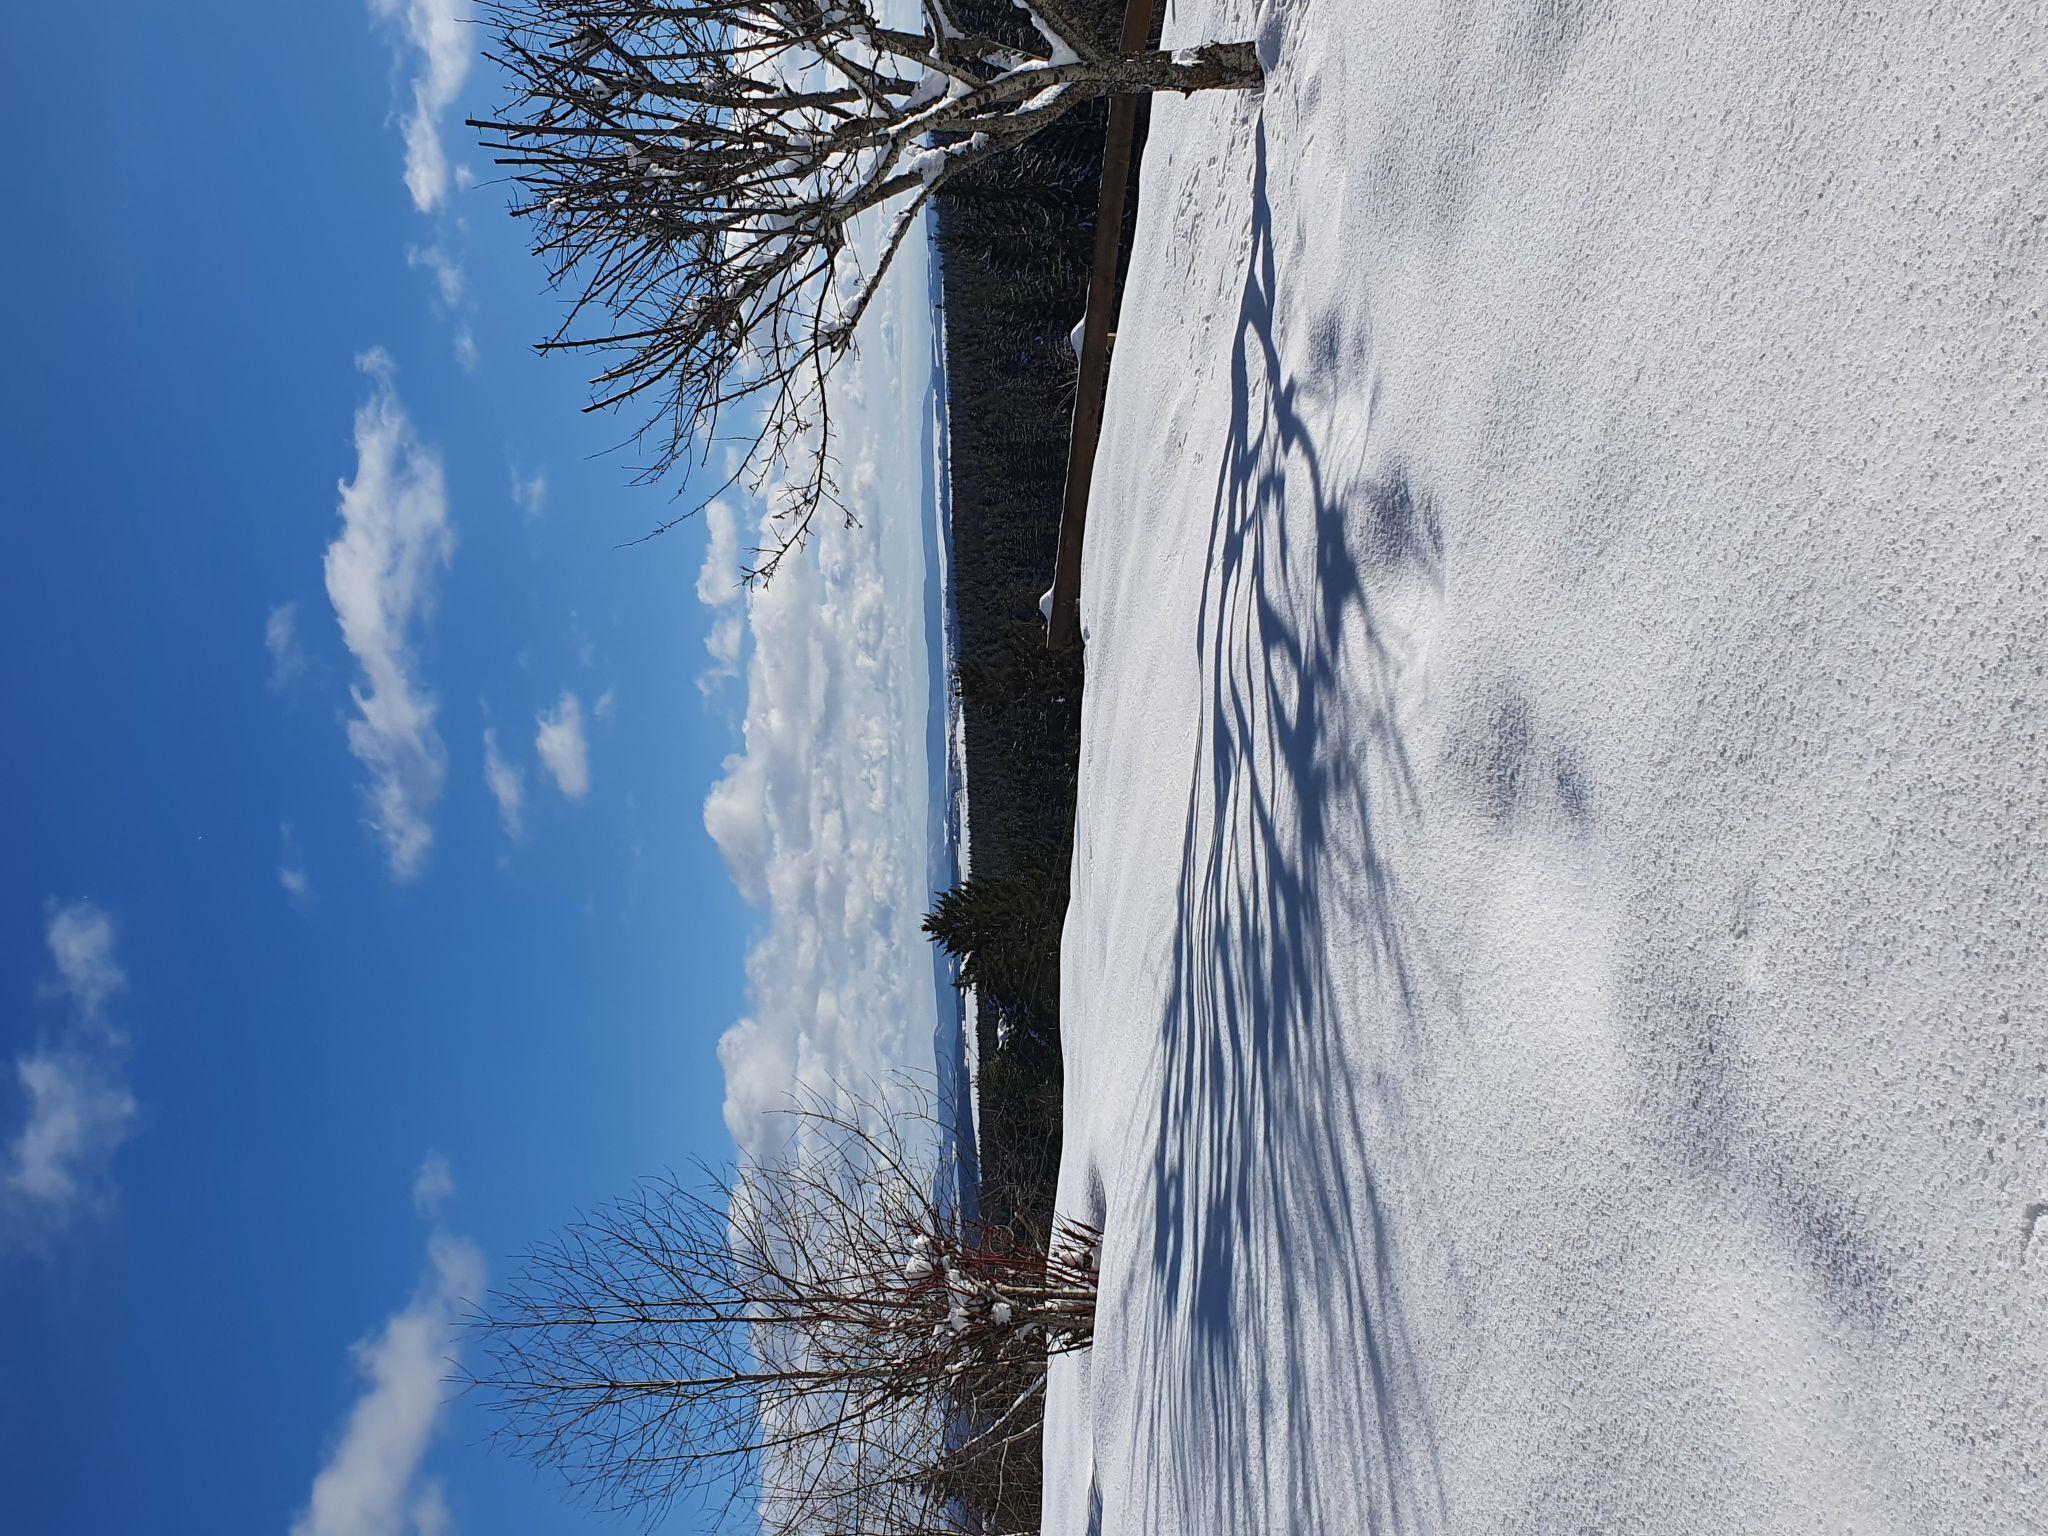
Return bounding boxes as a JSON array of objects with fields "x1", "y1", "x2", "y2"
[{"x1": 1045, "y1": 0, "x2": 1164, "y2": 651}]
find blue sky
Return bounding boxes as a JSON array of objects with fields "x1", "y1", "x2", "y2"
[{"x1": 0, "y1": 1, "x2": 950, "y2": 1530}]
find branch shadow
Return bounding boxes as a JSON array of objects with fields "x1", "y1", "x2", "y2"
[{"x1": 1128, "y1": 124, "x2": 1445, "y2": 1534}]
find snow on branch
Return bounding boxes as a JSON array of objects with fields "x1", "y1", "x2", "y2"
[{"x1": 472, "y1": 0, "x2": 1260, "y2": 578}]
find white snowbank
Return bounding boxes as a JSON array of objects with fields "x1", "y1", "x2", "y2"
[{"x1": 1050, "y1": 2, "x2": 2048, "y2": 1532}]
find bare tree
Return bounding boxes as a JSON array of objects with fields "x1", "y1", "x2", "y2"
[
  {"x1": 466, "y1": 1088, "x2": 1098, "y2": 1530},
  {"x1": 471, "y1": 0, "x2": 1262, "y2": 577}
]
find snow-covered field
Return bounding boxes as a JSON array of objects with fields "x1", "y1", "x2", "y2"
[{"x1": 1051, "y1": 3, "x2": 2048, "y2": 1531}]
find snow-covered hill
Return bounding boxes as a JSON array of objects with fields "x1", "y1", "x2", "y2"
[{"x1": 1050, "y1": 3, "x2": 2048, "y2": 1531}]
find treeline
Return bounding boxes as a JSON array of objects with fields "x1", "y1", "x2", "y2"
[
  {"x1": 930, "y1": 52, "x2": 1099, "y2": 1237},
  {"x1": 928, "y1": 0, "x2": 1154, "y2": 1240},
  {"x1": 919, "y1": 4, "x2": 1150, "y2": 1530}
]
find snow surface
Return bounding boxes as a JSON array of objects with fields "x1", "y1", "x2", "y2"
[{"x1": 1050, "y1": 3, "x2": 2048, "y2": 1532}]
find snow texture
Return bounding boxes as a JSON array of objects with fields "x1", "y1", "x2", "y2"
[
  {"x1": 1049, "y1": 3, "x2": 2048, "y2": 1533},
  {"x1": 902, "y1": 146, "x2": 951, "y2": 186}
]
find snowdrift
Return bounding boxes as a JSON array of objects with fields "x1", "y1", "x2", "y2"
[{"x1": 1050, "y1": 3, "x2": 2048, "y2": 1531}]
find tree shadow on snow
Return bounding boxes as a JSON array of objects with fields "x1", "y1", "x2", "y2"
[{"x1": 1131, "y1": 125, "x2": 1445, "y2": 1535}]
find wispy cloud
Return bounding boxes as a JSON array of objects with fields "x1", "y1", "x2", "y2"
[
  {"x1": 411, "y1": 1482, "x2": 454, "y2": 1536},
  {"x1": 6, "y1": 1054, "x2": 137, "y2": 1216},
  {"x1": 480, "y1": 727, "x2": 524, "y2": 838},
  {"x1": 696, "y1": 500, "x2": 746, "y2": 694},
  {"x1": 569, "y1": 612, "x2": 598, "y2": 671},
  {"x1": 701, "y1": 615, "x2": 744, "y2": 696},
  {"x1": 452, "y1": 328, "x2": 478, "y2": 374},
  {"x1": 267, "y1": 602, "x2": 307, "y2": 692},
  {"x1": 534, "y1": 693, "x2": 589, "y2": 800},
  {"x1": 411, "y1": 1152, "x2": 454, "y2": 1217},
  {"x1": 405, "y1": 244, "x2": 465, "y2": 308},
  {"x1": 369, "y1": 0, "x2": 474, "y2": 214},
  {"x1": 279, "y1": 823, "x2": 314, "y2": 902},
  {"x1": 291, "y1": 1162, "x2": 482, "y2": 1536},
  {"x1": 509, "y1": 468, "x2": 546, "y2": 520},
  {"x1": 592, "y1": 689, "x2": 616, "y2": 723},
  {"x1": 324, "y1": 349, "x2": 455, "y2": 882},
  {"x1": 696, "y1": 500, "x2": 745, "y2": 605},
  {"x1": 5, "y1": 902, "x2": 138, "y2": 1238},
  {"x1": 44, "y1": 904, "x2": 124, "y2": 1025}
]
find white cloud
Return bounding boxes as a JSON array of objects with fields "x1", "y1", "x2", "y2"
[
  {"x1": 411, "y1": 1153, "x2": 454, "y2": 1217},
  {"x1": 696, "y1": 499, "x2": 745, "y2": 606},
  {"x1": 405, "y1": 245, "x2": 465, "y2": 308},
  {"x1": 369, "y1": 0, "x2": 474, "y2": 214},
  {"x1": 696, "y1": 500, "x2": 746, "y2": 693},
  {"x1": 534, "y1": 693, "x2": 590, "y2": 800},
  {"x1": 290, "y1": 1229, "x2": 484, "y2": 1536},
  {"x1": 280, "y1": 823, "x2": 313, "y2": 902},
  {"x1": 410, "y1": 1482, "x2": 453, "y2": 1536},
  {"x1": 401, "y1": 241, "x2": 474, "y2": 374},
  {"x1": 509, "y1": 469, "x2": 546, "y2": 519},
  {"x1": 567, "y1": 612, "x2": 598, "y2": 671},
  {"x1": 7, "y1": 1052, "x2": 137, "y2": 1212},
  {"x1": 324, "y1": 349, "x2": 455, "y2": 882},
  {"x1": 6, "y1": 902, "x2": 138, "y2": 1235},
  {"x1": 44, "y1": 903, "x2": 124, "y2": 1026},
  {"x1": 698, "y1": 614, "x2": 744, "y2": 700},
  {"x1": 701, "y1": 494, "x2": 938, "y2": 1163},
  {"x1": 700, "y1": 166, "x2": 947, "y2": 1167},
  {"x1": 480, "y1": 728, "x2": 524, "y2": 838},
  {"x1": 267, "y1": 602, "x2": 308, "y2": 692},
  {"x1": 592, "y1": 689, "x2": 615, "y2": 723}
]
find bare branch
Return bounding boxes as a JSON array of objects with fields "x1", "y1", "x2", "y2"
[
  {"x1": 465, "y1": 1082, "x2": 1100, "y2": 1529},
  {"x1": 472, "y1": 0, "x2": 1260, "y2": 578}
]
